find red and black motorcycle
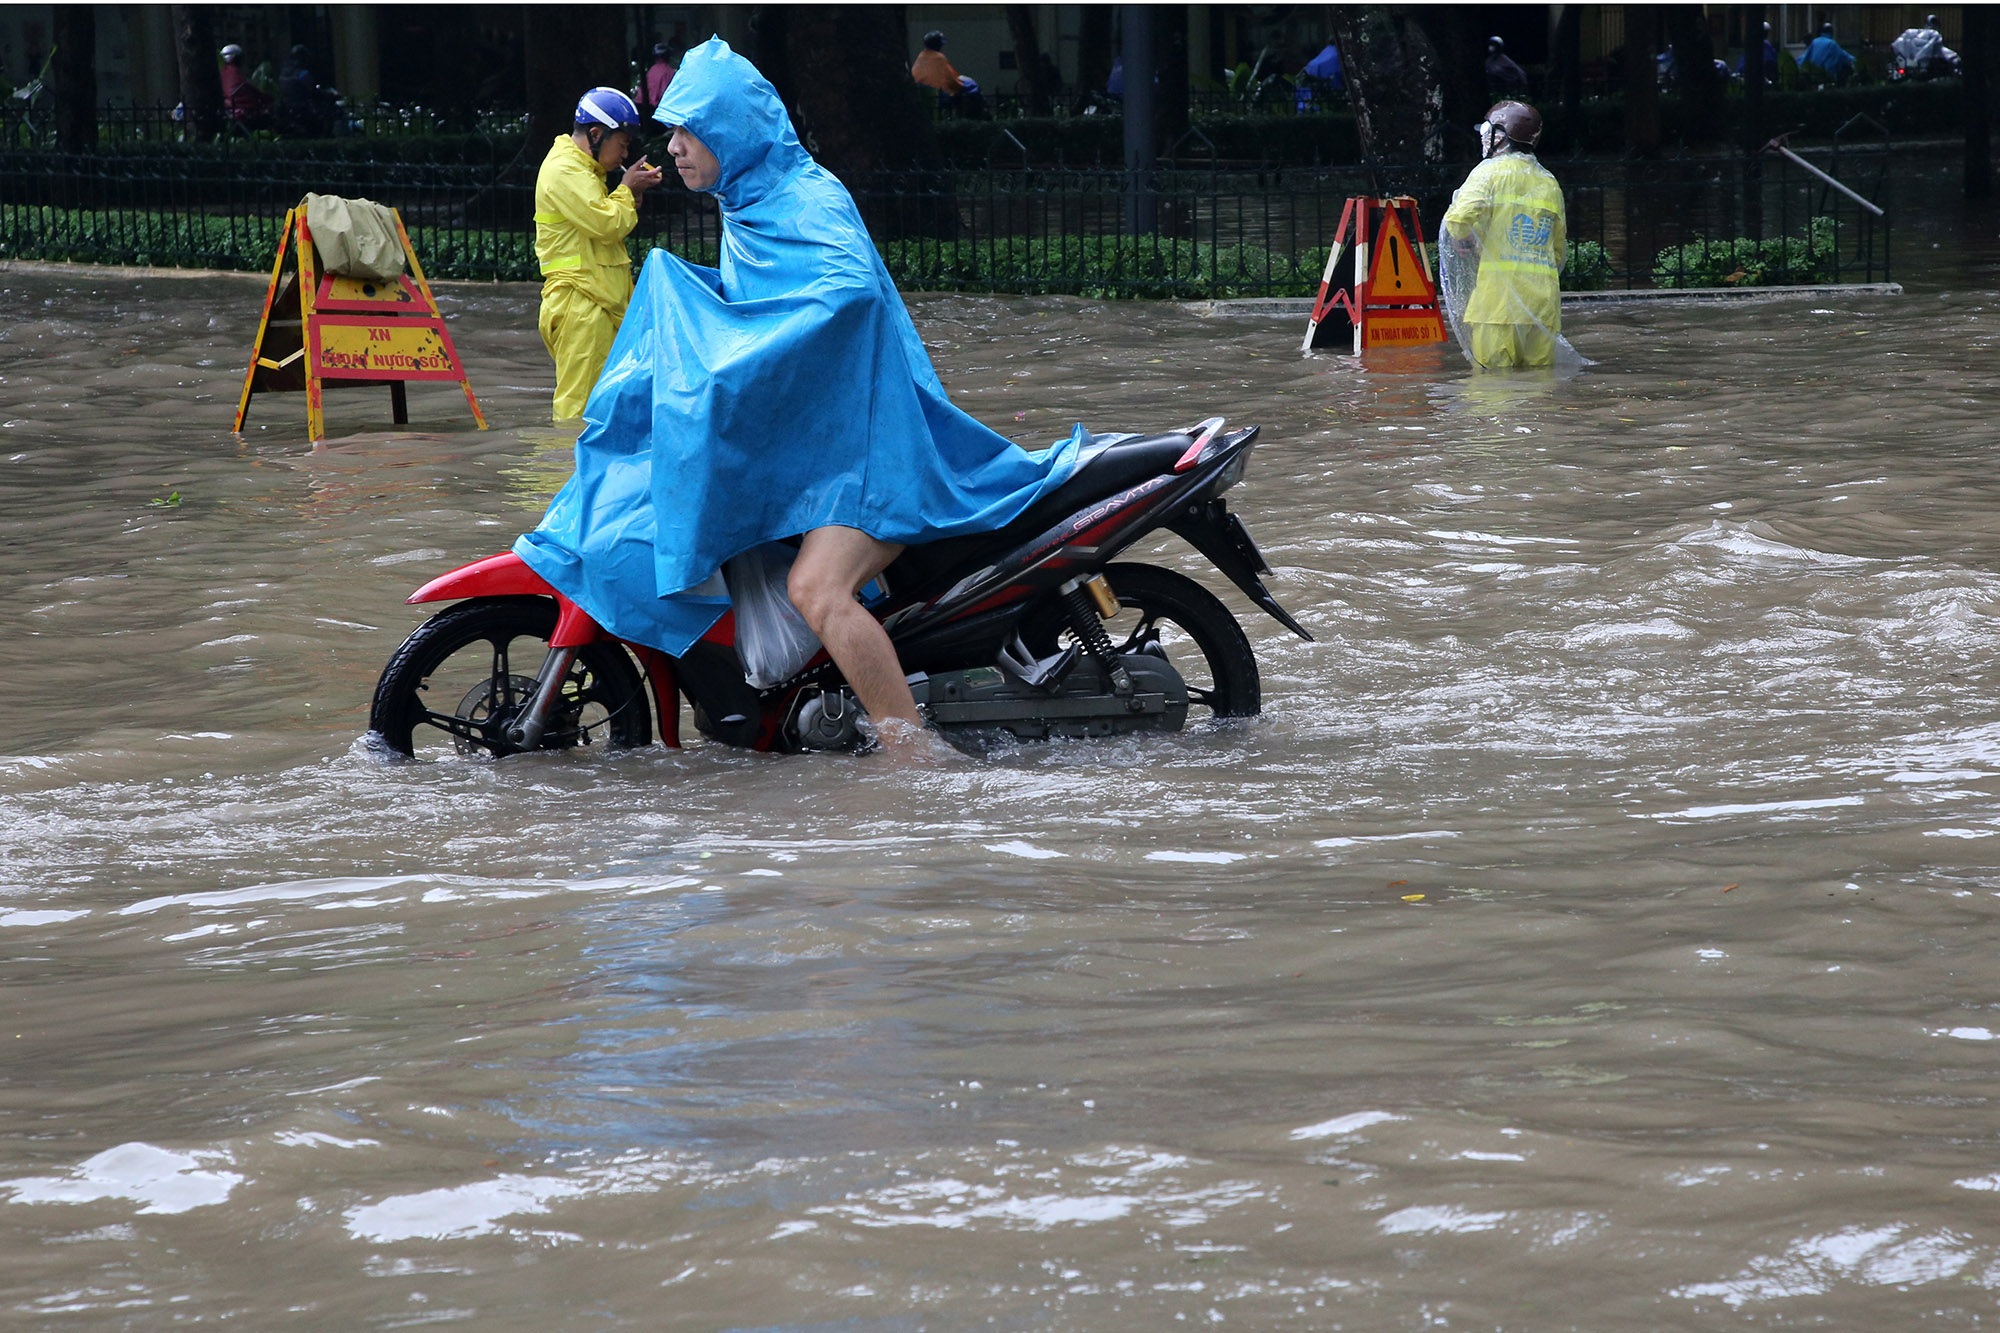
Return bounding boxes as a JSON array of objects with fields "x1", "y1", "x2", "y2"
[{"x1": 366, "y1": 417, "x2": 1311, "y2": 758}]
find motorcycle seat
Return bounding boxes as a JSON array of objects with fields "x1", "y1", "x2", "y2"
[
  {"x1": 1058, "y1": 430, "x2": 1199, "y2": 507},
  {"x1": 887, "y1": 430, "x2": 1196, "y2": 593}
]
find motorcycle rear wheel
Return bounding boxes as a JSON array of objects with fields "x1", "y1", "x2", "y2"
[
  {"x1": 368, "y1": 597, "x2": 652, "y2": 759},
  {"x1": 1023, "y1": 563, "x2": 1260, "y2": 719}
]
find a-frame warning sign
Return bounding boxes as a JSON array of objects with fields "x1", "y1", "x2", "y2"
[
  {"x1": 234, "y1": 200, "x2": 486, "y2": 443},
  {"x1": 1302, "y1": 196, "x2": 1448, "y2": 354}
]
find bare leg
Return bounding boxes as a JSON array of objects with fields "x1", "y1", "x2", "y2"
[{"x1": 787, "y1": 526, "x2": 922, "y2": 738}]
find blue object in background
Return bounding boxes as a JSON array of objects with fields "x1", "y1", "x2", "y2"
[
  {"x1": 516, "y1": 38, "x2": 1084, "y2": 656},
  {"x1": 1802, "y1": 31, "x2": 1856, "y2": 80},
  {"x1": 1296, "y1": 42, "x2": 1344, "y2": 111}
]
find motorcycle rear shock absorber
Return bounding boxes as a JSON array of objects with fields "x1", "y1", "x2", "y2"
[{"x1": 1061, "y1": 576, "x2": 1134, "y2": 696}]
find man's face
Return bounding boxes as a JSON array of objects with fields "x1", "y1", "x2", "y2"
[
  {"x1": 594, "y1": 129, "x2": 633, "y2": 171},
  {"x1": 669, "y1": 128, "x2": 721, "y2": 190}
]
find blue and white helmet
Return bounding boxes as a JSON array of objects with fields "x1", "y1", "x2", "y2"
[{"x1": 574, "y1": 87, "x2": 643, "y2": 134}]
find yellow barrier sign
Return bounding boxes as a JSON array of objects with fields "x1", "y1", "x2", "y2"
[
  {"x1": 313, "y1": 318, "x2": 462, "y2": 379},
  {"x1": 234, "y1": 202, "x2": 485, "y2": 442}
]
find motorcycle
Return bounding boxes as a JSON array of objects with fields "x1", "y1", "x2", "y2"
[
  {"x1": 1889, "y1": 28, "x2": 1960, "y2": 82},
  {"x1": 366, "y1": 417, "x2": 1312, "y2": 759}
]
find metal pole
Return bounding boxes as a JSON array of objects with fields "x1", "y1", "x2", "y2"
[{"x1": 1762, "y1": 139, "x2": 1885, "y2": 216}]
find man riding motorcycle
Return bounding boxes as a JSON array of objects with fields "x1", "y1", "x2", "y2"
[{"x1": 514, "y1": 39, "x2": 1083, "y2": 753}]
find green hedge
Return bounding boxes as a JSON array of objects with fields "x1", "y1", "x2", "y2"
[
  {"x1": 1652, "y1": 216, "x2": 1837, "y2": 287},
  {"x1": 879, "y1": 234, "x2": 1324, "y2": 298},
  {"x1": 0, "y1": 204, "x2": 1793, "y2": 297},
  {"x1": 1561, "y1": 240, "x2": 1614, "y2": 291}
]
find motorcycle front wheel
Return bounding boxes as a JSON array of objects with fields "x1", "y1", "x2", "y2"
[
  {"x1": 368, "y1": 596, "x2": 652, "y2": 759},
  {"x1": 1022, "y1": 562, "x2": 1261, "y2": 719}
]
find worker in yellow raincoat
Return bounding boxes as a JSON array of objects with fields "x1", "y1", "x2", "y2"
[
  {"x1": 535, "y1": 87, "x2": 664, "y2": 420},
  {"x1": 1439, "y1": 101, "x2": 1578, "y2": 371}
]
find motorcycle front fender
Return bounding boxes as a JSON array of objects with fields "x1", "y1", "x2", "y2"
[
  {"x1": 407, "y1": 551, "x2": 603, "y2": 648},
  {"x1": 408, "y1": 551, "x2": 550, "y2": 603}
]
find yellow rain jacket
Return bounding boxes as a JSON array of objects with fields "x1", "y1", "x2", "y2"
[
  {"x1": 1440, "y1": 152, "x2": 1567, "y2": 368},
  {"x1": 534, "y1": 135, "x2": 641, "y2": 420}
]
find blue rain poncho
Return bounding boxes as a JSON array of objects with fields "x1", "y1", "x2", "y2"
[{"x1": 515, "y1": 37, "x2": 1083, "y2": 657}]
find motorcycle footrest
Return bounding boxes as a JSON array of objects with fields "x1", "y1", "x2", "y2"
[{"x1": 996, "y1": 638, "x2": 1081, "y2": 691}]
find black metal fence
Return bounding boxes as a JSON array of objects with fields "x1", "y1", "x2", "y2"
[{"x1": 0, "y1": 140, "x2": 1891, "y2": 296}]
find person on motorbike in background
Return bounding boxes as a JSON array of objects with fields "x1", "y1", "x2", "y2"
[
  {"x1": 1485, "y1": 37, "x2": 1528, "y2": 98},
  {"x1": 514, "y1": 38, "x2": 1082, "y2": 752},
  {"x1": 1439, "y1": 100, "x2": 1573, "y2": 371},
  {"x1": 1801, "y1": 23, "x2": 1856, "y2": 84},
  {"x1": 534, "y1": 88, "x2": 664, "y2": 422},
  {"x1": 1892, "y1": 15, "x2": 1960, "y2": 78},
  {"x1": 218, "y1": 43, "x2": 273, "y2": 127}
]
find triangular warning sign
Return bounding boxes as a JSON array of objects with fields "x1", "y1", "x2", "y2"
[
  {"x1": 1365, "y1": 207, "x2": 1436, "y2": 305},
  {"x1": 1302, "y1": 196, "x2": 1447, "y2": 354}
]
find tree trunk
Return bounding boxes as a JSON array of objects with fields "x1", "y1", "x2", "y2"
[
  {"x1": 1622, "y1": 5, "x2": 1661, "y2": 157},
  {"x1": 1330, "y1": 6, "x2": 1443, "y2": 174},
  {"x1": 1121, "y1": 3, "x2": 1157, "y2": 234},
  {"x1": 171, "y1": 5, "x2": 222, "y2": 141},
  {"x1": 1555, "y1": 5, "x2": 1582, "y2": 132},
  {"x1": 522, "y1": 7, "x2": 626, "y2": 168},
  {"x1": 751, "y1": 5, "x2": 956, "y2": 240},
  {"x1": 1741, "y1": 5, "x2": 1763, "y2": 237},
  {"x1": 1005, "y1": 5, "x2": 1049, "y2": 115},
  {"x1": 1411, "y1": 8, "x2": 1484, "y2": 163},
  {"x1": 1967, "y1": 5, "x2": 1993, "y2": 199},
  {"x1": 51, "y1": 5, "x2": 96, "y2": 153},
  {"x1": 1077, "y1": 6, "x2": 1114, "y2": 110},
  {"x1": 1153, "y1": 3, "x2": 1188, "y2": 153},
  {"x1": 1666, "y1": 6, "x2": 1722, "y2": 145},
  {"x1": 760, "y1": 5, "x2": 941, "y2": 177}
]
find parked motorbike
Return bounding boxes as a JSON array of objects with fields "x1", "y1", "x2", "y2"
[{"x1": 366, "y1": 417, "x2": 1312, "y2": 759}]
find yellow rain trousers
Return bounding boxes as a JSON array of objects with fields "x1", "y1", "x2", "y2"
[
  {"x1": 534, "y1": 135, "x2": 640, "y2": 420},
  {"x1": 1440, "y1": 153, "x2": 1566, "y2": 370}
]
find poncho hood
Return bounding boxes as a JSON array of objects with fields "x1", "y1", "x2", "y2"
[{"x1": 654, "y1": 37, "x2": 804, "y2": 210}]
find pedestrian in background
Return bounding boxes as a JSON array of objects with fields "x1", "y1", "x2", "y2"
[
  {"x1": 634, "y1": 42, "x2": 677, "y2": 120},
  {"x1": 1440, "y1": 100, "x2": 1578, "y2": 371},
  {"x1": 534, "y1": 88, "x2": 663, "y2": 421}
]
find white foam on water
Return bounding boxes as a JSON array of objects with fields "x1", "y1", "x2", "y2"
[
  {"x1": 344, "y1": 1174, "x2": 591, "y2": 1243},
  {"x1": 1638, "y1": 795, "x2": 1865, "y2": 822},
  {"x1": 1377, "y1": 1204, "x2": 1511, "y2": 1236},
  {"x1": 1290, "y1": 1110, "x2": 1403, "y2": 1141},
  {"x1": 0, "y1": 1142, "x2": 242, "y2": 1215},
  {"x1": 1674, "y1": 1224, "x2": 1975, "y2": 1308}
]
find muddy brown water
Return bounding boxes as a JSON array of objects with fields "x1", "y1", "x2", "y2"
[{"x1": 3, "y1": 254, "x2": 2000, "y2": 1328}]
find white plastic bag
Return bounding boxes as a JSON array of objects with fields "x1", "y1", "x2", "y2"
[{"x1": 722, "y1": 542, "x2": 824, "y2": 688}]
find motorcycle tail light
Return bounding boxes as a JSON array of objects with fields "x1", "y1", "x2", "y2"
[{"x1": 1214, "y1": 452, "x2": 1248, "y2": 493}]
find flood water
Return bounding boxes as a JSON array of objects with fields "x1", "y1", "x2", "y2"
[{"x1": 4, "y1": 254, "x2": 2000, "y2": 1329}]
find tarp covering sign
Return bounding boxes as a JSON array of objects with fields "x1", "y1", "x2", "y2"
[{"x1": 302, "y1": 193, "x2": 406, "y2": 282}]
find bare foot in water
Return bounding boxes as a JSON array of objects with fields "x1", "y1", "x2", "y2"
[{"x1": 868, "y1": 716, "x2": 959, "y2": 764}]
